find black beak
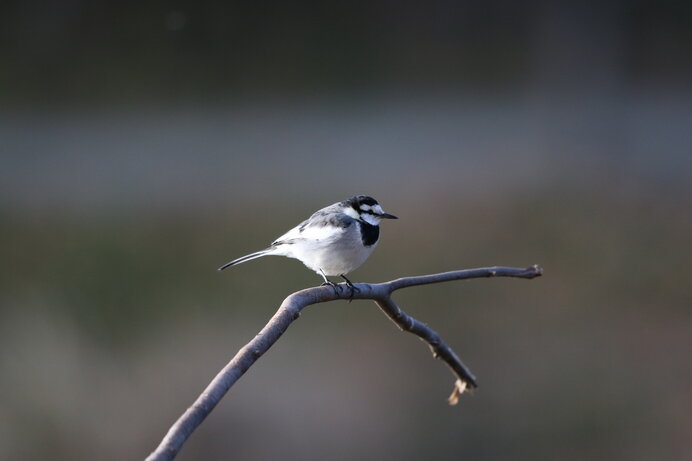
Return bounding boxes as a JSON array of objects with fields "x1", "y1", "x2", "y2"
[{"x1": 379, "y1": 212, "x2": 398, "y2": 219}]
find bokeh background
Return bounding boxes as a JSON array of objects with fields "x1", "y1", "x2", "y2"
[{"x1": 2, "y1": 1, "x2": 691, "y2": 460}]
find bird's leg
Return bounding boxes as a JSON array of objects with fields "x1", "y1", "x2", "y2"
[
  {"x1": 340, "y1": 274, "x2": 360, "y2": 301},
  {"x1": 319, "y1": 269, "x2": 339, "y2": 295}
]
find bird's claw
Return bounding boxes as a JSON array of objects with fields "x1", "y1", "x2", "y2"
[
  {"x1": 320, "y1": 280, "x2": 340, "y2": 295},
  {"x1": 320, "y1": 272, "x2": 359, "y2": 300},
  {"x1": 340, "y1": 275, "x2": 360, "y2": 302}
]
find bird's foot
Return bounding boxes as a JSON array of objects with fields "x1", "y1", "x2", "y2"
[
  {"x1": 320, "y1": 280, "x2": 340, "y2": 295},
  {"x1": 340, "y1": 275, "x2": 360, "y2": 302},
  {"x1": 318, "y1": 269, "x2": 340, "y2": 295}
]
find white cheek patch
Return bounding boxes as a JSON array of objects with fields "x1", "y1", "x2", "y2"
[
  {"x1": 343, "y1": 207, "x2": 360, "y2": 219},
  {"x1": 361, "y1": 213, "x2": 380, "y2": 226}
]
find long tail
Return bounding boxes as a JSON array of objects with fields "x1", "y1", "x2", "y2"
[{"x1": 217, "y1": 248, "x2": 274, "y2": 271}]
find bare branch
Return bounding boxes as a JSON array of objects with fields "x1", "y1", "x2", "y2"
[
  {"x1": 145, "y1": 265, "x2": 542, "y2": 461},
  {"x1": 374, "y1": 296, "x2": 478, "y2": 393}
]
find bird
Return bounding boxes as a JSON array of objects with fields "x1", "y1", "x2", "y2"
[{"x1": 218, "y1": 195, "x2": 397, "y2": 290}]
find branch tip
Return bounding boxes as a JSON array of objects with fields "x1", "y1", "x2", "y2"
[{"x1": 448, "y1": 379, "x2": 470, "y2": 406}]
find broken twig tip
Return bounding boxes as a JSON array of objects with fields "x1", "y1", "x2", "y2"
[{"x1": 447, "y1": 379, "x2": 469, "y2": 406}]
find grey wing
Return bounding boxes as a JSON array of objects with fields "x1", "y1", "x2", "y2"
[
  {"x1": 272, "y1": 211, "x2": 354, "y2": 246},
  {"x1": 309, "y1": 209, "x2": 354, "y2": 229}
]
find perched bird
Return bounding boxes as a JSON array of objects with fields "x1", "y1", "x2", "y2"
[{"x1": 218, "y1": 195, "x2": 397, "y2": 289}]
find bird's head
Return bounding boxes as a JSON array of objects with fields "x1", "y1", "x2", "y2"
[{"x1": 344, "y1": 195, "x2": 398, "y2": 225}]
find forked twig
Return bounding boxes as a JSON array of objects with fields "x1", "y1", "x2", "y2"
[{"x1": 145, "y1": 265, "x2": 543, "y2": 461}]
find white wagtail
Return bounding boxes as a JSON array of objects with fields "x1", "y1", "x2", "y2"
[{"x1": 218, "y1": 195, "x2": 397, "y2": 290}]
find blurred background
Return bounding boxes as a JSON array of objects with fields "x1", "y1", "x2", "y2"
[{"x1": 1, "y1": 1, "x2": 691, "y2": 460}]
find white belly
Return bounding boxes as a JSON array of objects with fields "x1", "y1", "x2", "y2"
[{"x1": 285, "y1": 233, "x2": 377, "y2": 276}]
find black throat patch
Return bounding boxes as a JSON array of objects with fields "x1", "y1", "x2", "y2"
[{"x1": 359, "y1": 221, "x2": 379, "y2": 246}]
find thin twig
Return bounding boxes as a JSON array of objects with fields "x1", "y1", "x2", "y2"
[{"x1": 145, "y1": 265, "x2": 542, "y2": 461}]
